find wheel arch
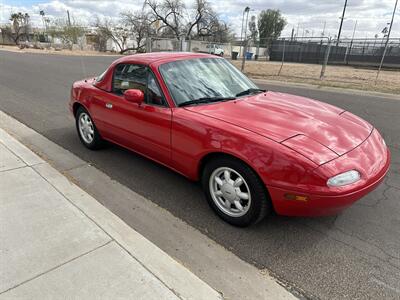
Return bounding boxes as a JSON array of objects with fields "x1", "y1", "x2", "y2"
[
  {"x1": 72, "y1": 102, "x2": 89, "y2": 117},
  {"x1": 197, "y1": 152, "x2": 269, "y2": 194}
]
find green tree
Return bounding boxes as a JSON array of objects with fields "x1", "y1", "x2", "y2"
[
  {"x1": 48, "y1": 18, "x2": 84, "y2": 49},
  {"x1": 9, "y1": 12, "x2": 30, "y2": 45},
  {"x1": 257, "y1": 9, "x2": 286, "y2": 47}
]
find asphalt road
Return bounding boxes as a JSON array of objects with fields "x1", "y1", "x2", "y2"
[{"x1": 1, "y1": 51, "x2": 400, "y2": 299}]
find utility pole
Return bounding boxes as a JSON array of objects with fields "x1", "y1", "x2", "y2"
[
  {"x1": 67, "y1": 10, "x2": 71, "y2": 27},
  {"x1": 337, "y1": 0, "x2": 348, "y2": 46},
  {"x1": 376, "y1": 0, "x2": 398, "y2": 83}
]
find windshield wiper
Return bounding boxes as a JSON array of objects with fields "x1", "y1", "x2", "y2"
[
  {"x1": 235, "y1": 88, "x2": 266, "y2": 97},
  {"x1": 178, "y1": 96, "x2": 236, "y2": 107}
]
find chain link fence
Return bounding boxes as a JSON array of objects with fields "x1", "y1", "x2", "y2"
[
  {"x1": 331, "y1": 38, "x2": 400, "y2": 68},
  {"x1": 244, "y1": 36, "x2": 400, "y2": 68},
  {"x1": 236, "y1": 36, "x2": 400, "y2": 82}
]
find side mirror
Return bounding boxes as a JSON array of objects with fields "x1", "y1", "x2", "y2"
[{"x1": 124, "y1": 89, "x2": 144, "y2": 104}]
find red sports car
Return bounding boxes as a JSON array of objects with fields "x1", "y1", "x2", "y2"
[{"x1": 69, "y1": 52, "x2": 390, "y2": 227}]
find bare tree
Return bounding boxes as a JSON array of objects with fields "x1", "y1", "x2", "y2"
[
  {"x1": 147, "y1": 0, "x2": 184, "y2": 39},
  {"x1": 195, "y1": 11, "x2": 231, "y2": 42},
  {"x1": 121, "y1": 11, "x2": 153, "y2": 53},
  {"x1": 186, "y1": 0, "x2": 209, "y2": 39},
  {"x1": 95, "y1": 17, "x2": 129, "y2": 53},
  {"x1": 146, "y1": 0, "x2": 219, "y2": 40}
]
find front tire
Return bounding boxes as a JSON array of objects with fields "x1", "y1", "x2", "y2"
[
  {"x1": 202, "y1": 156, "x2": 271, "y2": 227},
  {"x1": 75, "y1": 107, "x2": 104, "y2": 150}
]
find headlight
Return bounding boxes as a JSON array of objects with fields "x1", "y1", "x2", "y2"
[{"x1": 327, "y1": 170, "x2": 361, "y2": 187}]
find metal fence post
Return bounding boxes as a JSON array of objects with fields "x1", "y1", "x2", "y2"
[
  {"x1": 320, "y1": 38, "x2": 332, "y2": 79},
  {"x1": 256, "y1": 40, "x2": 260, "y2": 60},
  {"x1": 278, "y1": 39, "x2": 286, "y2": 76},
  {"x1": 375, "y1": 42, "x2": 389, "y2": 84}
]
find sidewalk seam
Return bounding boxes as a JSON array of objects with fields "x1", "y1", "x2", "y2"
[
  {"x1": 0, "y1": 240, "x2": 114, "y2": 295},
  {"x1": 0, "y1": 134, "x2": 44, "y2": 166},
  {"x1": 0, "y1": 139, "x2": 44, "y2": 168},
  {"x1": 29, "y1": 164, "x2": 185, "y2": 300},
  {"x1": 0, "y1": 165, "x2": 30, "y2": 173}
]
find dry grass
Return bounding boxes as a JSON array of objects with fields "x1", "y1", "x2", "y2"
[{"x1": 231, "y1": 60, "x2": 400, "y2": 95}]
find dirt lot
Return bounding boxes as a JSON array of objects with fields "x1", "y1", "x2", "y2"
[{"x1": 231, "y1": 60, "x2": 400, "y2": 95}]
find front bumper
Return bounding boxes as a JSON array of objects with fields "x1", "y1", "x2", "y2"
[{"x1": 269, "y1": 129, "x2": 391, "y2": 217}]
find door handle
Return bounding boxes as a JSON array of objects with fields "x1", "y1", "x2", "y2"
[{"x1": 105, "y1": 103, "x2": 113, "y2": 109}]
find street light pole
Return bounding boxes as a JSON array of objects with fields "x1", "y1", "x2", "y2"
[
  {"x1": 336, "y1": 0, "x2": 348, "y2": 46},
  {"x1": 376, "y1": 0, "x2": 398, "y2": 83},
  {"x1": 241, "y1": 7, "x2": 250, "y2": 71},
  {"x1": 239, "y1": 6, "x2": 250, "y2": 58}
]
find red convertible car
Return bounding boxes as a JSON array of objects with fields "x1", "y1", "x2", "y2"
[{"x1": 69, "y1": 52, "x2": 390, "y2": 227}]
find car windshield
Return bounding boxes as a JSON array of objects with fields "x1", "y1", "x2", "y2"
[{"x1": 159, "y1": 58, "x2": 258, "y2": 106}]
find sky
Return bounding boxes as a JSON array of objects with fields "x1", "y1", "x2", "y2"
[{"x1": 0, "y1": 0, "x2": 399, "y2": 40}]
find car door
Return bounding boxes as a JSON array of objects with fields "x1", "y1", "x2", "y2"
[{"x1": 91, "y1": 63, "x2": 172, "y2": 165}]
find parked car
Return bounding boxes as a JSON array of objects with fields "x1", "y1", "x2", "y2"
[
  {"x1": 206, "y1": 44, "x2": 224, "y2": 56},
  {"x1": 69, "y1": 52, "x2": 390, "y2": 227}
]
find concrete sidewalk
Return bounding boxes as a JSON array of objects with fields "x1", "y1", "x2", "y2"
[{"x1": 0, "y1": 128, "x2": 222, "y2": 299}]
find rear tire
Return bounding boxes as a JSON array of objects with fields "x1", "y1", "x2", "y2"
[
  {"x1": 202, "y1": 156, "x2": 271, "y2": 227},
  {"x1": 75, "y1": 107, "x2": 104, "y2": 150}
]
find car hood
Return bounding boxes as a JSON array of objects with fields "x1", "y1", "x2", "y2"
[{"x1": 185, "y1": 91, "x2": 373, "y2": 157}]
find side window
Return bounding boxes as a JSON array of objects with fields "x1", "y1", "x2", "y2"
[
  {"x1": 147, "y1": 72, "x2": 166, "y2": 106},
  {"x1": 113, "y1": 64, "x2": 147, "y2": 95}
]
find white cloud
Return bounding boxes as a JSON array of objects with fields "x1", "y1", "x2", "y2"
[{"x1": 0, "y1": 0, "x2": 398, "y2": 39}]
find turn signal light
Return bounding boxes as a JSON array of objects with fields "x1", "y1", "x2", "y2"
[{"x1": 284, "y1": 193, "x2": 309, "y2": 202}]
